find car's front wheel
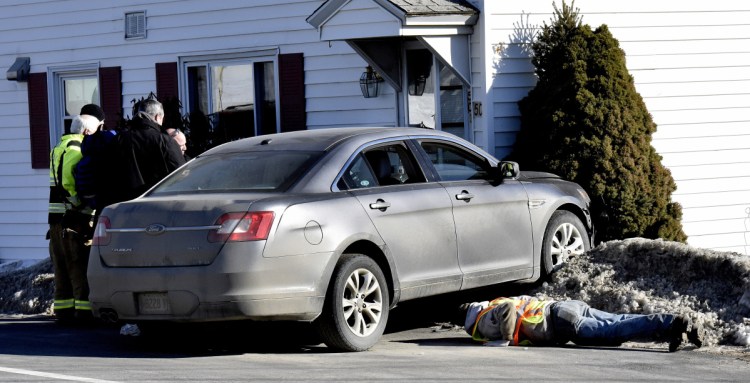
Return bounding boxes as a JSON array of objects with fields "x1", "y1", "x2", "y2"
[
  {"x1": 541, "y1": 210, "x2": 590, "y2": 276},
  {"x1": 316, "y1": 254, "x2": 389, "y2": 351}
]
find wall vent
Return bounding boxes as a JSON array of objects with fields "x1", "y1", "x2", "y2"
[{"x1": 125, "y1": 11, "x2": 146, "y2": 39}]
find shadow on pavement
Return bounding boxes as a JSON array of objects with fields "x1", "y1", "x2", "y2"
[{"x1": 0, "y1": 282, "x2": 540, "y2": 358}]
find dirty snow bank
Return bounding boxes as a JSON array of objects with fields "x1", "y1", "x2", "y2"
[
  {"x1": 0, "y1": 258, "x2": 53, "y2": 315},
  {"x1": 532, "y1": 238, "x2": 750, "y2": 348}
]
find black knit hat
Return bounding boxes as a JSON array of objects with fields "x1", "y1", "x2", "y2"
[{"x1": 80, "y1": 104, "x2": 105, "y2": 122}]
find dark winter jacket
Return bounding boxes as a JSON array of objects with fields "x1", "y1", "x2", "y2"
[
  {"x1": 99, "y1": 112, "x2": 185, "y2": 207},
  {"x1": 75, "y1": 129, "x2": 117, "y2": 211}
]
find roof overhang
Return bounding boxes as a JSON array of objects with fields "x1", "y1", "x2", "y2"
[
  {"x1": 307, "y1": 0, "x2": 477, "y2": 40},
  {"x1": 307, "y1": 0, "x2": 477, "y2": 88}
]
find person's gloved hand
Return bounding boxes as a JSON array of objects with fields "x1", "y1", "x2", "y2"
[{"x1": 484, "y1": 340, "x2": 510, "y2": 347}]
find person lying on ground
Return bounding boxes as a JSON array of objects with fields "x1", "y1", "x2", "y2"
[{"x1": 458, "y1": 295, "x2": 703, "y2": 352}]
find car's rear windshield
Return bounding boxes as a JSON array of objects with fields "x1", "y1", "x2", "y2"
[{"x1": 149, "y1": 150, "x2": 322, "y2": 195}]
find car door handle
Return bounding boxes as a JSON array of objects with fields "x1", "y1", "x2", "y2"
[
  {"x1": 455, "y1": 191, "x2": 475, "y2": 202},
  {"x1": 369, "y1": 199, "x2": 391, "y2": 211}
]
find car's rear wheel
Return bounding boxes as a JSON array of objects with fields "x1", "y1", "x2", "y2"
[
  {"x1": 542, "y1": 210, "x2": 590, "y2": 276},
  {"x1": 316, "y1": 253, "x2": 389, "y2": 352}
]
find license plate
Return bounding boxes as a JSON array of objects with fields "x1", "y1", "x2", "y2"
[{"x1": 137, "y1": 293, "x2": 171, "y2": 315}]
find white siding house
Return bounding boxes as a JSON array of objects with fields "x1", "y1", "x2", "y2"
[
  {"x1": 478, "y1": 1, "x2": 750, "y2": 254},
  {"x1": 1, "y1": 0, "x2": 748, "y2": 263}
]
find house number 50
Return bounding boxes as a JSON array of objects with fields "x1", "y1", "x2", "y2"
[{"x1": 472, "y1": 101, "x2": 483, "y2": 116}]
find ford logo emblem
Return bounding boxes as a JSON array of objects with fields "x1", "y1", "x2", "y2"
[{"x1": 145, "y1": 224, "x2": 167, "y2": 235}]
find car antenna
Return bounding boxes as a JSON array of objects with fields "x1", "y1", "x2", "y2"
[{"x1": 260, "y1": 139, "x2": 272, "y2": 145}]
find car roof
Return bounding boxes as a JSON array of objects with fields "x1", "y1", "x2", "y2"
[{"x1": 200, "y1": 127, "x2": 460, "y2": 154}]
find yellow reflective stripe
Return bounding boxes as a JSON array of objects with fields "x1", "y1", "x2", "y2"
[
  {"x1": 75, "y1": 300, "x2": 92, "y2": 311},
  {"x1": 54, "y1": 299, "x2": 74, "y2": 310},
  {"x1": 49, "y1": 203, "x2": 67, "y2": 214},
  {"x1": 523, "y1": 314, "x2": 546, "y2": 324}
]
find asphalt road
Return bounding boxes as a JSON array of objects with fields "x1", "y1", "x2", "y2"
[{"x1": 2, "y1": 295, "x2": 749, "y2": 383}]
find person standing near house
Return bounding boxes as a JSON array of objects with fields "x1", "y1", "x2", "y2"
[
  {"x1": 460, "y1": 295, "x2": 704, "y2": 352},
  {"x1": 48, "y1": 114, "x2": 100, "y2": 324},
  {"x1": 165, "y1": 127, "x2": 190, "y2": 161},
  {"x1": 101, "y1": 98, "x2": 185, "y2": 207},
  {"x1": 75, "y1": 104, "x2": 115, "y2": 216}
]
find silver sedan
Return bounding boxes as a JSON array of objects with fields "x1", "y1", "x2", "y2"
[{"x1": 88, "y1": 127, "x2": 594, "y2": 351}]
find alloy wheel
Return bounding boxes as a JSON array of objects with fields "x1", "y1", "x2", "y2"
[
  {"x1": 549, "y1": 222, "x2": 585, "y2": 268},
  {"x1": 341, "y1": 267, "x2": 383, "y2": 337}
]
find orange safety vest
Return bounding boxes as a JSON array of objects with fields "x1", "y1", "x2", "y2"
[{"x1": 471, "y1": 296, "x2": 552, "y2": 346}]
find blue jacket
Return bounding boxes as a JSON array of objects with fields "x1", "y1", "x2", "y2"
[{"x1": 75, "y1": 129, "x2": 117, "y2": 210}]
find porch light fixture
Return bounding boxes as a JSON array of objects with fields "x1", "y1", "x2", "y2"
[
  {"x1": 409, "y1": 74, "x2": 426, "y2": 96},
  {"x1": 359, "y1": 66, "x2": 383, "y2": 98}
]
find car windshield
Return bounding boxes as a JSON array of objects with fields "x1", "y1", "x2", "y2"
[{"x1": 149, "y1": 150, "x2": 323, "y2": 195}]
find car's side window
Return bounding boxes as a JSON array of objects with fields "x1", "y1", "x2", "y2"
[
  {"x1": 419, "y1": 141, "x2": 490, "y2": 181},
  {"x1": 339, "y1": 143, "x2": 426, "y2": 189},
  {"x1": 339, "y1": 154, "x2": 379, "y2": 190}
]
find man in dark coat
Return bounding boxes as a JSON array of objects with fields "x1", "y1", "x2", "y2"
[{"x1": 101, "y1": 98, "x2": 185, "y2": 206}]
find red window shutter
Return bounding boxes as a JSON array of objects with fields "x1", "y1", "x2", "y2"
[
  {"x1": 28, "y1": 72, "x2": 50, "y2": 169},
  {"x1": 278, "y1": 53, "x2": 306, "y2": 132},
  {"x1": 99, "y1": 66, "x2": 122, "y2": 130},
  {"x1": 156, "y1": 62, "x2": 178, "y2": 101}
]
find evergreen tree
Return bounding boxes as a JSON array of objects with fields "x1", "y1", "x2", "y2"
[{"x1": 507, "y1": 2, "x2": 686, "y2": 242}]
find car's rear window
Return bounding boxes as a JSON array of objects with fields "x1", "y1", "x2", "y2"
[{"x1": 150, "y1": 150, "x2": 322, "y2": 194}]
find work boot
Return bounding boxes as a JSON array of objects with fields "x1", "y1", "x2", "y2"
[
  {"x1": 668, "y1": 316, "x2": 689, "y2": 352},
  {"x1": 54, "y1": 308, "x2": 75, "y2": 326},
  {"x1": 74, "y1": 310, "x2": 96, "y2": 326},
  {"x1": 688, "y1": 321, "x2": 704, "y2": 348}
]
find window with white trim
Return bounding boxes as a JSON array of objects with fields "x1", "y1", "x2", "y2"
[
  {"x1": 181, "y1": 52, "x2": 278, "y2": 150},
  {"x1": 49, "y1": 67, "x2": 99, "y2": 146}
]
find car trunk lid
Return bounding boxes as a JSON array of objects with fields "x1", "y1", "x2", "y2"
[{"x1": 95, "y1": 194, "x2": 273, "y2": 267}]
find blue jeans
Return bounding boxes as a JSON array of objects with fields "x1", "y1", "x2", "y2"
[{"x1": 551, "y1": 300, "x2": 675, "y2": 346}]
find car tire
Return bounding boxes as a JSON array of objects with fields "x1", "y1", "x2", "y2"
[
  {"x1": 541, "y1": 210, "x2": 590, "y2": 277},
  {"x1": 316, "y1": 253, "x2": 389, "y2": 352}
]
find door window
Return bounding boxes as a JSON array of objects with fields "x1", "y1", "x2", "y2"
[
  {"x1": 404, "y1": 48, "x2": 469, "y2": 140},
  {"x1": 406, "y1": 49, "x2": 435, "y2": 129},
  {"x1": 438, "y1": 63, "x2": 468, "y2": 140},
  {"x1": 339, "y1": 143, "x2": 426, "y2": 190},
  {"x1": 419, "y1": 141, "x2": 489, "y2": 181}
]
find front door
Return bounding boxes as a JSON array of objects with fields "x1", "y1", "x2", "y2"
[
  {"x1": 416, "y1": 140, "x2": 535, "y2": 289},
  {"x1": 341, "y1": 142, "x2": 461, "y2": 300}
]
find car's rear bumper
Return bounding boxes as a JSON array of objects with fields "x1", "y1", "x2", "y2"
[
  {"x1": 88, "y1": 247, "x2": 337, "y2": 322},
  {"x1": 97, "y1": 291, "x2": 325, "y2": 322}
]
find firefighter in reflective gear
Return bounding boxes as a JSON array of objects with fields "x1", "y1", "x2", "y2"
[
  {"x1": 460, "y1": 295, "x2": 703, "y2": 352},
  {"x1": 48, "y1": 111, "x2": 102, "y2": 323}
]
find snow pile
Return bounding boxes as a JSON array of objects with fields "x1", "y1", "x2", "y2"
[
  {"x1": 532, "y1": 238, "x2": 750, "y2": 347},
  {"x1": 0, "y1": 258, "x2": 54, "y2": 315}
]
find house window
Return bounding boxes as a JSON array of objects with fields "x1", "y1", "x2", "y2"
[
  {"x1": 50, "y1": 67, "x2": 100, "y2": 145},
  {"x1": 181, "y1": 53, "x2": 278, "y2": 150}
]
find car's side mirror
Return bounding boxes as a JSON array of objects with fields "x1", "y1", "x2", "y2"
[{"x1": 491, "y1": 161, "x2": 519, "y2": 185}]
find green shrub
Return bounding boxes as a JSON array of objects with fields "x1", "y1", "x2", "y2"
[{"x1": 507, "y1": 2, "x2": 686, "y2": 243}]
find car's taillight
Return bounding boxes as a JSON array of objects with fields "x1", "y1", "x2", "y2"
[
  {"x1": 208, "y1": 211, "x2": 275, "y2": 243},
  {"x1": 92, "y1": 216, "x2": 111, "y2": 246}
]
